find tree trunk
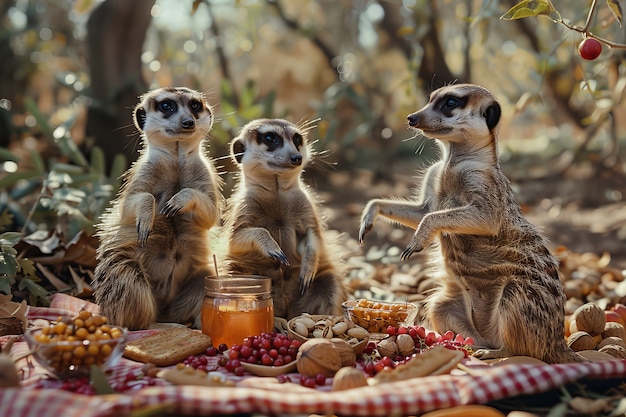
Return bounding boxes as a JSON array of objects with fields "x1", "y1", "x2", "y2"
[{"x1": 85, "y1": 0, "x2": 155, "y2": 171}]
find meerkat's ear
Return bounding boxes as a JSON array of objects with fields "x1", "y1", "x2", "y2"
[
  {"x1": 134, "y1": 105, "x2": 147, "y2": 132},
  {"x1": 484, "y1": 102, "x2": 501, "y2": 131},
  {"x1": 231, "y1": 138, "x2": 245, "y2": 164}
]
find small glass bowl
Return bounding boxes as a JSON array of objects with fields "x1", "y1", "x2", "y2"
[
  {"x1": 342, "y1": 299, "x2": 419, "y2": 335},
  {"x1": 25, "y1": 326, "x2": 128, "y2": 379}
]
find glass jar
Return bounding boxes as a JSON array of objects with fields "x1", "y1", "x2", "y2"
[{"x1": 201, "y1": 275, "x2": 274, "y2": 348}]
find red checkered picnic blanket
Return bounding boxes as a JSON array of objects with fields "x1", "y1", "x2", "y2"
[{"x1": 2, "y1": 294, "x2": 626, "y2": 417}]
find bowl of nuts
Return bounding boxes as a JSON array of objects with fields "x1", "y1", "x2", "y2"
[
  {"x1": 24, "y1": 309, "x2": 127, "y2": 379},
  {"x1": 342, "y1": 299, "x2": 419, "y2": 336},
  {"x1": 286, "y1": 314, "x2": 370, "y2": 355}
]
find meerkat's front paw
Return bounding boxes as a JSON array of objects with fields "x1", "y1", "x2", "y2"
[
  {"x1": 299, "y1": 270, "x2": 314, "y2": 295},
  {"x1": 267, "y1": 249, "x2": 290, "y2": 266},
  {"x1": 358, "y1": 205, "x2": 377, "y2": 244},
  {"x1": 358, "y1": 221, "x2": 373, "y2": 244},
  {"x1": 400, "y1": 235, "x2": 425, "y2": 261},
  {"x1": 161, "y1": 193, "x2": 188, "y2": 217},
  {"x1": 136, "y1": 215, "x2": 154, "y2": 246}
]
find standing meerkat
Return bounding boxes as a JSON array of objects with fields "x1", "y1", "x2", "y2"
[
  {"x1": 359, "y1": 84, "x2": 583, "y2": 363},
  {"x1": 222, "y1": 119, "x2": 347, "y2": 319},
  {"x1": 94, "y1": 87, "x2": 223, "y2": 330}
]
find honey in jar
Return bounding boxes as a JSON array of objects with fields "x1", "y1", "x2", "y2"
[{"x1": 202, "y1": 275, "x2": 273, "y2": 348}]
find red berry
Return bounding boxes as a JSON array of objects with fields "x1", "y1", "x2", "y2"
[
  {"x1": 261, "y1": 353, "x2": 273, "y2": 366},
  {"x1": 277, "y1": 374, "x2": 291, "y2": 383},
  {"x1": 239, "y1": 345, "x2": 252, "y2": 358},
  {"x1": 578, "y1": 38, "x2": 602, "y2": 60},
  {"x1": 415, "y1": 326, "x2": 426, "y2": 339},
  {"x1": 442, "y1": 330, "x2": 455, "y2": 341},
  {"x1": 373, "y1": 362, "x2": 385, "y2": 374},
  {"x1": 300, "y1": 376, "x2": 316, "y2": 388},
  {"x1": 386, "y1": 325, "x2": 397, "y2": 336},
  {"x1": 315, "y1": 373, "x2": 326, "y2": 386},
  {"x1": 397, "y1": 326, "x2": 409, "y2": 334},
  {"x1": 218, "y1": 343, "x2": 229, "y2": 352}
]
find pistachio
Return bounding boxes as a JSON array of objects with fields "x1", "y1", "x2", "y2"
[
  {"x1": 292, "y1": 321, "x2": 309, "y2": 338},
  {"x1": 297, "y1": 317, "x2": 316, "y2": 330},
  {"x1": 346, "y1": 326, "x2": 369, "y2": 339},
  {"x1": 331, "y1": 322, "x2": 348, "y2": 336}
]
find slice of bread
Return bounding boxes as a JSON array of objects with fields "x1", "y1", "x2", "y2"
[{"x1": 123, "y1": 327, "x2": 212, "y2": 366}]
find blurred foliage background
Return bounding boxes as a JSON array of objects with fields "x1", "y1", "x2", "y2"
[{"x1": 1, "y1": 0, "x2": 625, "y2": 305}]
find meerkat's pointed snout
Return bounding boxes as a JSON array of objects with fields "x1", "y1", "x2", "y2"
[
  {"x1": 290, "y1": 154, "x2": 303, "y2": 166},
  {"x1": 407, "y1": 113, "x2": 420, "y2": 127},
  {"x1": 181, "y1": 118, "x2": 195, "y2": 130}
]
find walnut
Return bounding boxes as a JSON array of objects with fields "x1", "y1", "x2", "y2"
[
  {"x1": 601, "y1": 322, "x2": 626, "y2": 342},
  {"x1": 331, "y1": 366, "x2": 369, "y2": 391},
  {"x1": 329, "y1": 338, "x2": 356, "y2": 367},
  {"x1": 567, "y1": 331, "x2": 596, "y2": 351},
  {"x1": 597, "y1": 336, "x2": 626, "y2": 350},
  {"x1": 570, "y1": 303, "x2": 605, "y2": 336},
  {"x1": 395, "y1": 334, "x2": 416, "y2": 357},
  {"x1": 598, "y1": 344, "x2": 626, "y2": 359},
  {"x1": 376, "y1": 337, "x2": 399, "y2": 358},
  {"x1": 296, "y1": 339, "x2": 342, "y2": 377}
]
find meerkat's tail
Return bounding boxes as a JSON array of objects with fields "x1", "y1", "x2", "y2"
[{"x1": 94, "y1": 255, "x2": 157, "y2": 330}]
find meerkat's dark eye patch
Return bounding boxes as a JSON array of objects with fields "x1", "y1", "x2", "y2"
[
  {"x1": 158, "y1": 99, "x2": 177, "y2": 115},
  {"x1": 189, "y1": 100, "x2": 203, "y2": 114},
  {"x1": 437, "y1": 95, "x2": 468, "y2": 117},
  {"x1": 292, "y1": 133, "x2": 303, "y2": 148},
  {"x1": 256, "y1": 131, "x2": 282, "y2": 151}
]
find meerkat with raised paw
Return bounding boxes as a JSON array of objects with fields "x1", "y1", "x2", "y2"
[
  {"x1": 359, "y1": 84, "x2": 583, "y2": 363},
  {"x1": 222, "y1": 119, "x2": 347, "y2": 319},
  {"x1": 94, "y1": 87, "x2": 223, "y2": 330}
]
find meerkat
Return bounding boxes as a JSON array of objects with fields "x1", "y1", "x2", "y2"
[
  {"x1": 222, "y1": 119, "x2": 347, "y2": 319},
  {"x1": 93, "y1": 87, "x2": 223, "y2": 330},
  {"x1": 359, "y1": 84, "x2": 583, "y2": 363}
]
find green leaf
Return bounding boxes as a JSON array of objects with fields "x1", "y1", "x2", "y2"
[
  {"x1": 0, "y1": 254, "x2": 19, "y2": 277},
  {"x1": 500, "y1": 0, "x2": 561, "y2": 21},
  {"x1": 0, "y1": 276, "x2": 14, "y2": 294},
  {"x1": 90, "y1": 365, "x2": 115, "y2": 395},
  {"x1": 90, "y1": 146, "x2": 106, "y2": 176},
  {"x1": 0, "y1": 170, "x2": 42, "y2": 188},
  {"x1": 607, "y1": 0, "x2": 623, "y2": 27},
  {"x1": 18, "y1": 259, "x2": 37, "y2": 279},
  {"x1": 30, "y1": 149, "x2": 46, "y2": 174},
  {"x1": 0, "y1": 147, "x2": 20, "y2": 162},
  {"x1": 0, "y1": 232, "x2": 23, "y2": 247},
  {"x1": 24, "y1": 97, "x2": 55, "y2": 140},
  {"x1": 17, "y1": 278, "x2": 49, "y2": 298},
  {"x1": 109, "y1": 153, "x2": 127, "y2": 182},
  {"x1": 0, "y1": 210, "x2": 14, "y2": 230}
]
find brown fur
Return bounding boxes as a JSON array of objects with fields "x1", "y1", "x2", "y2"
[
  {"x1": 222, "y1": 119, "x2": 347, "y2": 319},
  {"x1": 94, "y1": 87, "x2": 223, "y2": 330},
  {"x1": 359, "y1": 84, "x2": 583, "y2": 363}
]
